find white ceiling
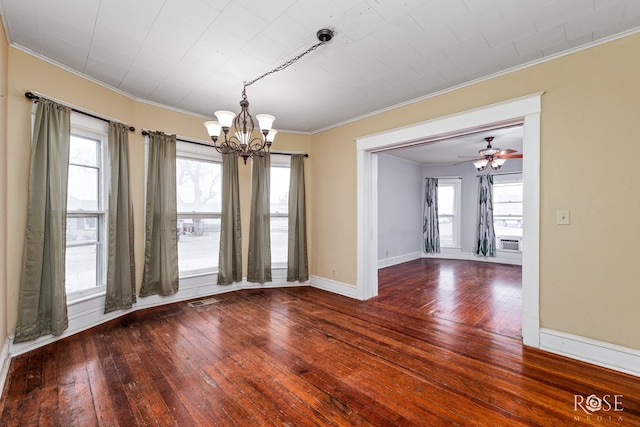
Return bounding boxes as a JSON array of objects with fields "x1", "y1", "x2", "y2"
[
  {"x1": 2, "y1": 0, "x2": 640, "y2": 136},
  {"x1": 385, "y1": 124, "x2": 523, "y2": 165}
]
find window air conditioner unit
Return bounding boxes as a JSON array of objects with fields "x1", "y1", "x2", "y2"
[{"x1": 498, "y1": 237, "x2": 521, "y2": 252}]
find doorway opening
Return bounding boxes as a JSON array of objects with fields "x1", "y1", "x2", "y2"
[
  {"x1": 355, "y1": 94, "x2": 541, "y2": 347},
  {"x1": 375, "y1": 124, "x2": 524, "y2": 338}
]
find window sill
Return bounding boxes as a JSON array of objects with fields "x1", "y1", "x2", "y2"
[{"x1": 67, "y1": 289, "x2": 106, "y2": 306}]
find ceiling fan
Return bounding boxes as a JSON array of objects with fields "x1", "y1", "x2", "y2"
[{"x1": 460, "y1": 136, "x2": 522, "y2": 171}]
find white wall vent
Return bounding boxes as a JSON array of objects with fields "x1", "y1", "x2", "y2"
[{"x1": 498, "y1": 237, "x2": 521, "y2": 252}]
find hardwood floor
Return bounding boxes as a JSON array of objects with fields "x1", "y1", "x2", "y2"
[
  {"x1": 377, "y1": 258, "x2": 522, "y2": 339},
  {"x1": 1, "y1": 260, "x2": 638, "y2": 425}
]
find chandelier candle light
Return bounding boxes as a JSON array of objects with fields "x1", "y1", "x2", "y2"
[{"x1": 204, "y1": 28, "x2": 334, "y2": 164}]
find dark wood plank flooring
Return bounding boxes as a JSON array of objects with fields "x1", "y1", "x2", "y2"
[
  {"x1": 377, "y1": 258, "x2": 522, "y2": 338},
  {"x1": 1, "y1": 260, "x2": 638, "y2": 426}
]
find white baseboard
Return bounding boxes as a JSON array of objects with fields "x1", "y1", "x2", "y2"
[
  {"x1": 9, "y1": 273, "x2": 308, "y2": 357},
  {"x1": 0, "y1": 338, "x2": 10, "y2": 394},
  {"x1": 310, "y1": 275, "x2": 358, "y2": 299},
  {"x1": 422, "y1": 250, "x2": 522, "y2": 266},
  {"x1": 378, "y1": 252, "x2": 422, "y2": 269},
  {"x1": 540, "y1": 328, "x2": 640, "y2": 377}
]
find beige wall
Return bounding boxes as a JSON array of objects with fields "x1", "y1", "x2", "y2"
[
  {"x1": 5, "y1": 31, "x2": 640, "y2": 352},
  {"x1": 0, "y1": 20, "x2": 9, "y2": 349},
  {"x1": 312, "y1": 33, "x2": 640, "y2": 350},
  {"x1": 5, "y1": 48, "x2": 312, "y2": 334}
]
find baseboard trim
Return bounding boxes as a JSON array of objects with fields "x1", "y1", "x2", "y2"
[
  {"x1": 422, "y1": 250, "x2": 522, "y2": 266},
  {"x1": 378, "y1": 252, "x2": 422, "y2": 269},
  {"x1": 310, "y1": 275, "x2": 358, "y2": 299},
  {"x1": 9, "y1": 275, "x2": 309, "y2": 358},
  {"x1": 540, "y1": 328, "x2": 640, "y2": 377}
]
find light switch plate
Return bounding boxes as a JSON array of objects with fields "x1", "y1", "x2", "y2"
[{"x1": 557, "y1": 210, "x2": 570, "y2": 225}]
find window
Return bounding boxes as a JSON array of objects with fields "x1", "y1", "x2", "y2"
[
  {"x1": 270, "y1": 156, "x2": 291, "y2": 267},
  {"x1": 65, "y1": 114, "x2": 108, "y2": 296},
  {"x1": 493, "y1": 175, "x2": 523, "y2": 238},
  {"x1": 176, "y1": 142, "x2": 222, "y2": 276},
  {"x1": 437, "y1": 178, "x2": 461, "y2": 248}
]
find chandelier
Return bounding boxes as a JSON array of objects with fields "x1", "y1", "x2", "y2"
[
  {"x1": 204, "y1": 29, "x2": 334, "y2": 164},
  {"x1": 204, "y1": 86, "x2": 276, "y2": 165}
]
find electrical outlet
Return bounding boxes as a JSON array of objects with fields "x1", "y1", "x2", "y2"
[{"x1": 557, "y1": 210, "x2": 570, "y2": 225}]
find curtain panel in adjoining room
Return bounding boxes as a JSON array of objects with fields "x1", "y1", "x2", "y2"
[
  {"x1": 247, "y1": 154, "x2": 271, "y2": 283},
  {"x1": 140, "y1": 131, "x2": 179, "y2": 297},
  {"x1": 105, "y1": 122, "x2": 136, "y2": 313},
  {"x1": 218, "y1": 153, "x2": 243, "y2": 285},
  {"x1": 476, "y1": 174, "x2": 496, "y2": 256},
  {"x1": 15, "y1": 98, "x2": 71, "y2": 343},
  {"x1": 423, "y1": 178, "x2": 440, "y2": 253},
  {"x1": 287, "y1": 154, "x2": 309, "y2": 282}
]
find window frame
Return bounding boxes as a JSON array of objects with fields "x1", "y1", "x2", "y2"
[
  {"x1": 492, "y1": 173, "x2": 524, "y2": 239},
  {"x1": 269, "y1": 154, "x2": 291, "y2": 268},
  {"x1": 436, "y1": 178, "x2": 462, "y2": 249},
  {"x1": 175, "y1": 140, "x2": 223, "y2": 278},
  {"x1": 65, "y1": 113, "x2": 109, "y2": 299}
]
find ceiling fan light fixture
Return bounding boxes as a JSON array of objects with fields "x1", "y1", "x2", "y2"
[
  {"x1": 491, "y1": 158, "x2": 506, "y2": 170},
  {"x1": 474, "y1": 159, "x2": 489, "y2": 171},
  {"x1": 479, "y1": 147, "x2": 500, "y2": 156}
]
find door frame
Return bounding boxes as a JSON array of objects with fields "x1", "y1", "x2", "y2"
[{"x1": 355, "y1": 93, "x2": 542, "y2": 347}]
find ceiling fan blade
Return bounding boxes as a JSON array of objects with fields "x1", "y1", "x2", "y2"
[
  {"x1": 499, "y1": 153, "x2": 523, "y2": 159},
  {"x1": 453, "y1": 158, "x2": 479, "y2": 165}
]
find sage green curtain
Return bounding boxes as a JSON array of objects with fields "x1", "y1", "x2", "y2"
[
  {"x1": 15, "y1": 98, "x2": 71, "y2": 343},
  {"x1": 217, "y1": 153, "x2": 242, "y2": 285},
  {"x1": 105, "y1": 122, "x2": 136, "y2": 313},
  {"x1": 247, "y1": 154, "x2": 271, "y2": 283},
  {"x1": 140, "y1": 131, "x2": 178, "y2": 297},
  {"x1": 423, "y1": 178, "x2": 440, "y2": 253},
  {"x1": 287, "y1": 154, "x2": 308, "y2": 282},
  {"x1": 475, "y1": 174, "x2": 496, "y2": 256}
]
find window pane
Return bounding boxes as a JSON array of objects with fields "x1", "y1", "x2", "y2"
[
  {"x1": 178, "y1": 218, "x2": 220, "y2": 274},
  {"x1": 270, "y1": 167, "x2": 289, "y2": 215},
  {"x1": 493, "y1": 182, "x2": 523, "y2": 203},
  {"x1": 66, "y1": 216, "x2": 99, "y2": 243},
  {"x1": 70, "y1": 135, "x2": 98, "y2": 166},
  {"x1": 65, "y1": 245, "x2": 97, "y2": 293},
  {"x1": 176, "y1": 158, "x2": 222, "y2": 212},
  {"x1": 494, "y1": 182, "x2": 523, "y2": 238},
  {"x1": 68, "y1": 165, "x2": 99, "y2": 210},
  {"x1": 438, "y1": 215, "x2": 454, "y2": 247},
  {"x1": 271, "y1": 216, "x2": 288, "y2": 265},
  {"x1": 437, "y1": 185, "x2": 454, "y2": 215}
]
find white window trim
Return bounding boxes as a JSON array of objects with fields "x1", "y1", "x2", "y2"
[
  {"x1": 270, "y1": 155, "x2": 291, "y2": 269},
  {"x1": 66, "y1": 112, "x2": 109, "y2": 302},
  {"x1": 176, "y1": 139, "x2": 223, "y2": 278},
  {"x1": 493, "y1": 173, "x2": 523, "y2": 241},
  {"x1": 437, "y1": 177, "x2": 462, "y2": 249}
]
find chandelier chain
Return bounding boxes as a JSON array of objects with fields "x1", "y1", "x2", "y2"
[{"x1": 244, "y1": 41, "x2": 326, "y2": 88}]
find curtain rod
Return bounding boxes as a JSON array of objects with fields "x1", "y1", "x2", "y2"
[
  {"x1": 24, "y1": 91, "x2": 135, "y2": 132},
  {"x1": 426, "y1": 176, "x2": 462, "y2": 179},
  {"x1": 477, "y1": 171, "x2": 522, "y2": 177},
  {"x1": 141, "y1": 129, "x2": 308, "y2": 157}
]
